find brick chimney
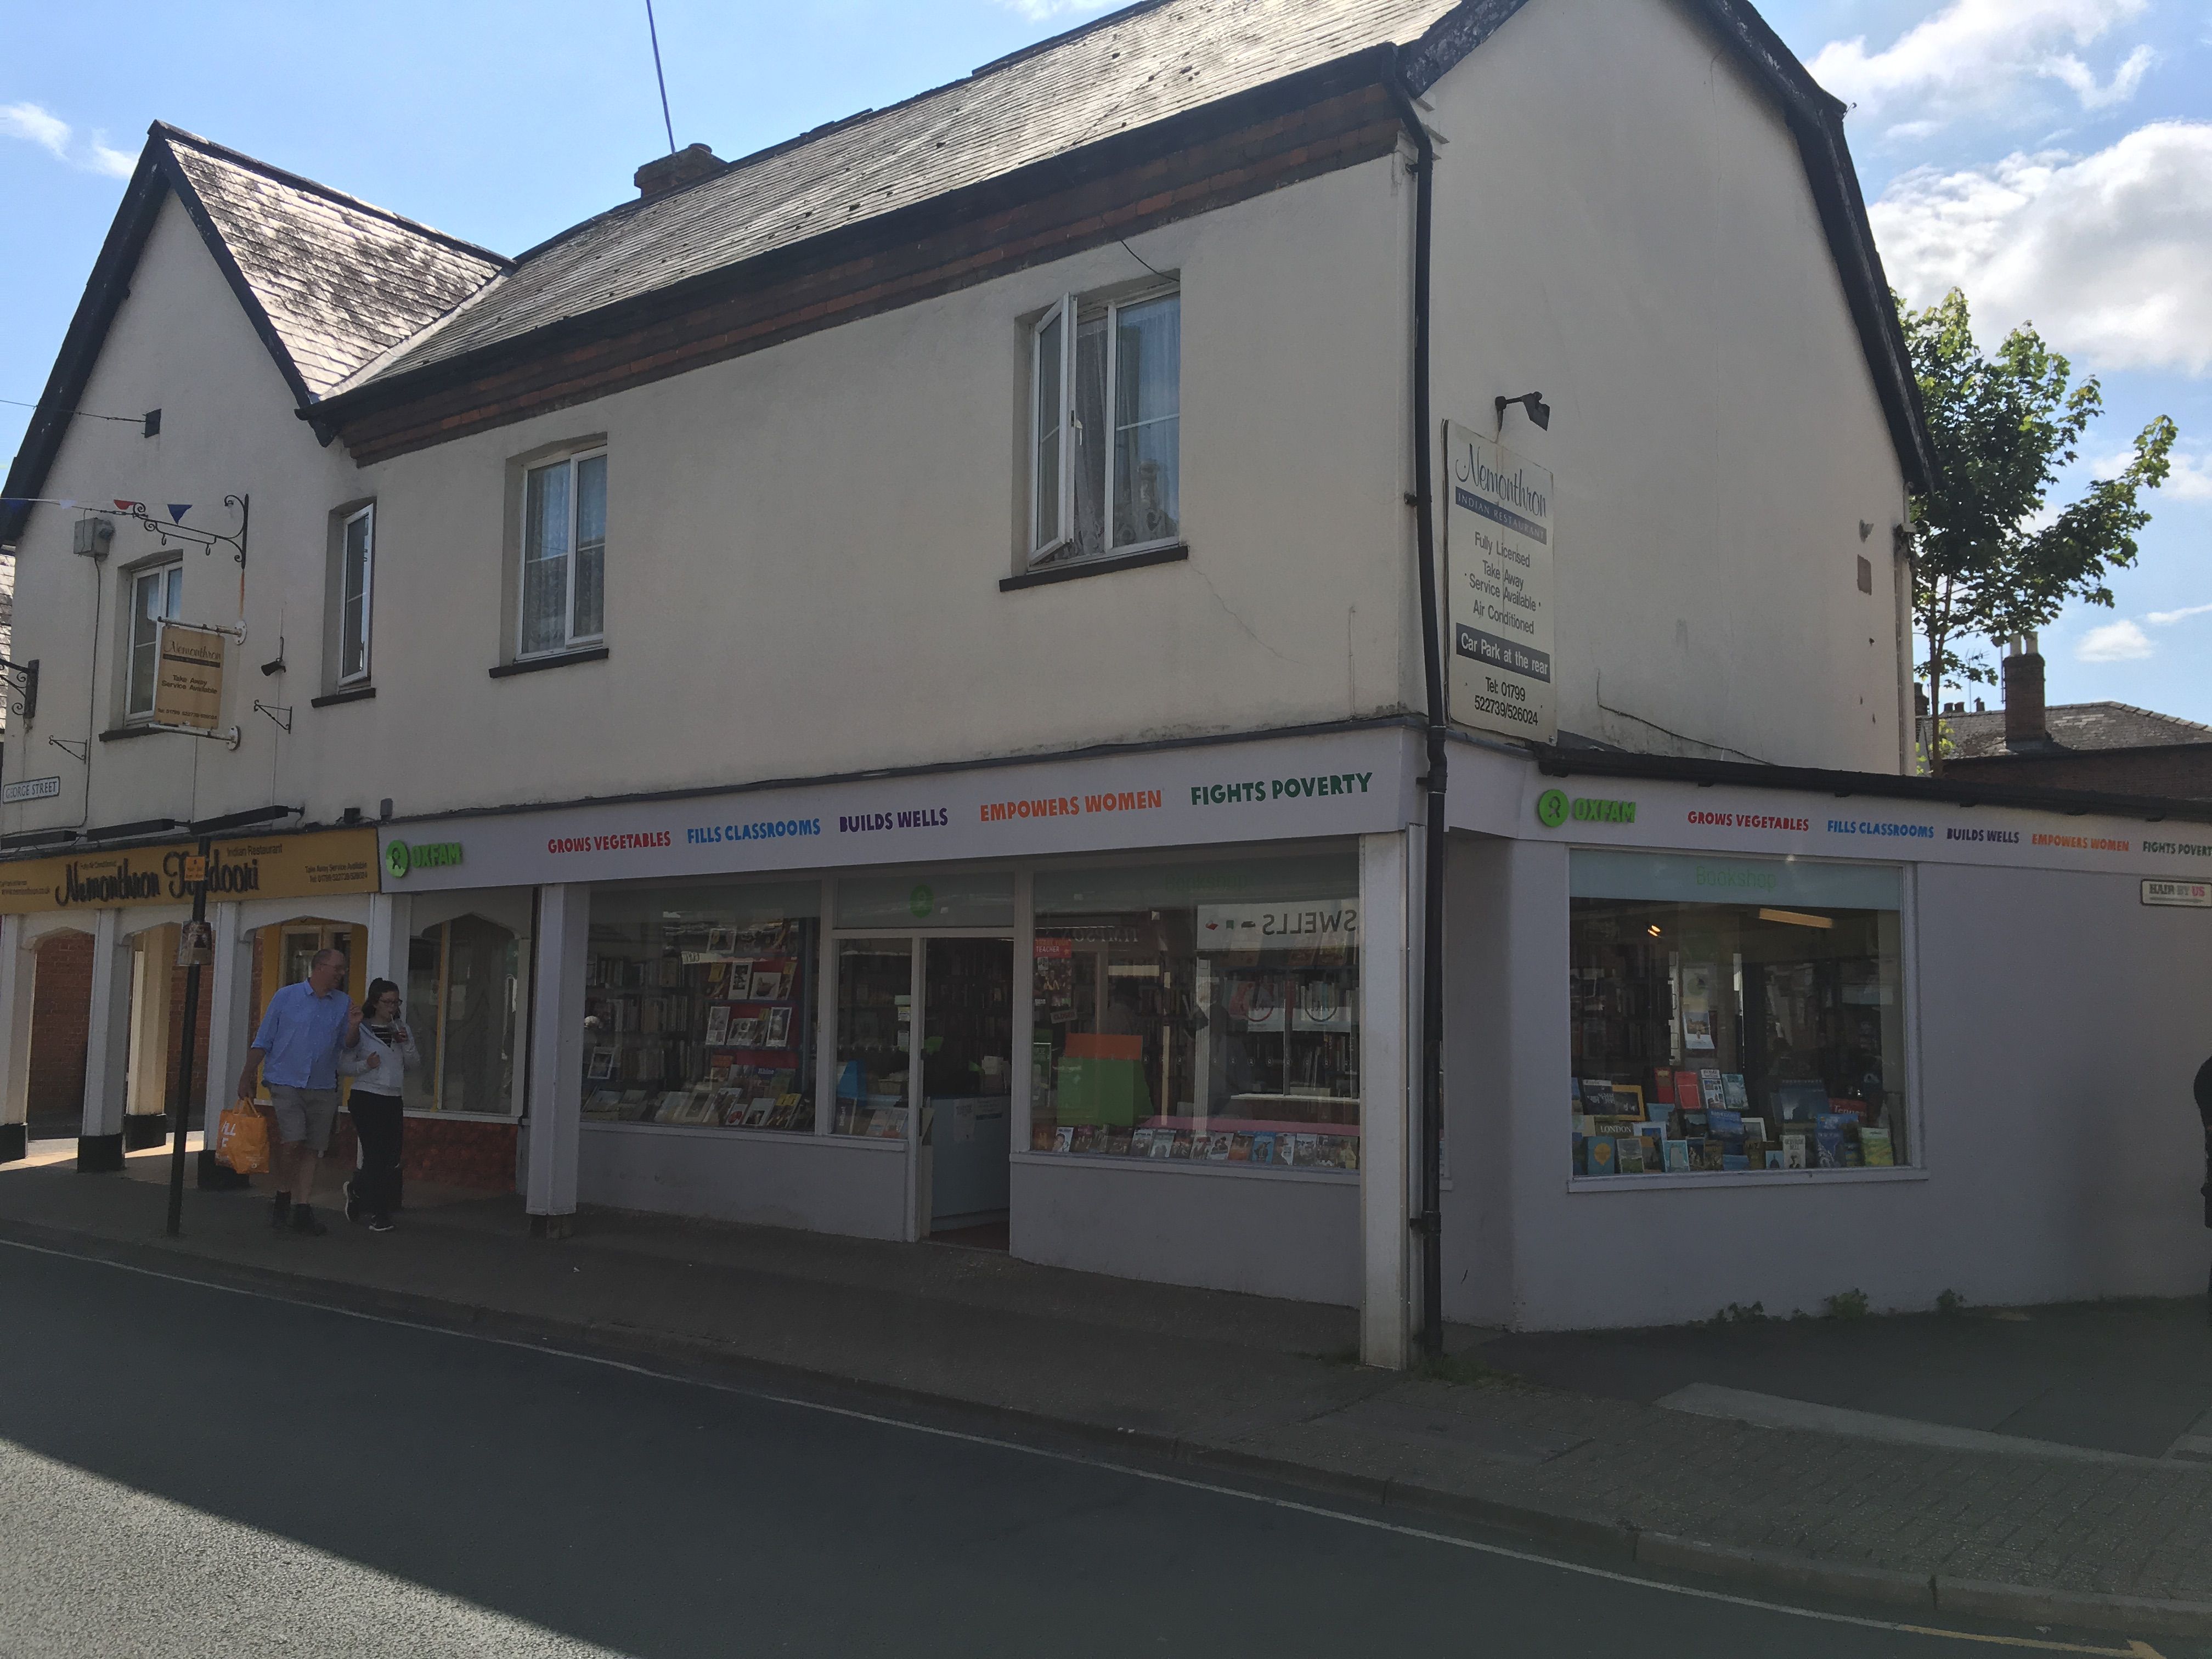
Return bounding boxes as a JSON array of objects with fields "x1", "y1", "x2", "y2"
[
  {"x1": 634, "y1": 143, "x2": 721, "y2": 201},
  {"x1": 2002, "y1": 633, "x2": 2052, "y2": 751}
]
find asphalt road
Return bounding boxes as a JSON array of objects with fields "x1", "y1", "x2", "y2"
[{"x1": 0, "y1": 1241, "x2": 2194, "y2": 1659}]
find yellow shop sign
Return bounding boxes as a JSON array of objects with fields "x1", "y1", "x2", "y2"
[{"x1": 0, "y1": 827, "x2": 382, "y2": 913}]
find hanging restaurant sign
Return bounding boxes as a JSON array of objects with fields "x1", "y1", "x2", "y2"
[{"x1": 152, "y1": 621, "x2": 227, "y2": 731}]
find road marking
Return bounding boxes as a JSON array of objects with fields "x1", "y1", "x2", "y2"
[{"x1": 0, "y1": 1237, "x2": 2174, "y2": 1659}]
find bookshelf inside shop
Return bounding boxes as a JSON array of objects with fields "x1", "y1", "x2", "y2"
[
  {"x1": 581, "y1": 914, "x2": 819, "y2": 1132},
  {"x1": 1569, "y1": 897, "x2": 1906, "y2": 1177}
]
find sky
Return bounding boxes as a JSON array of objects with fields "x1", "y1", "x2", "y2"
[{"x1": 2, "y1": 0, "x2": 2207, "y2": 721}]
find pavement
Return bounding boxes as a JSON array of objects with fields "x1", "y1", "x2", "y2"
[{"x1": 4, "y1": 1137, "x2": 2212, "y2": 1643}]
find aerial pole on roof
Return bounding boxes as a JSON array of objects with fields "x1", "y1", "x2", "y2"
[{"x1": 646, "y1": 0, "x2": 678, "y2": 155}]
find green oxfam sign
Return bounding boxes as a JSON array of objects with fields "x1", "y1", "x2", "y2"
[
  {"x1": 909, "y1": 884, "x2": 935, "y2": 919},
  {"x1": 383, "y1": 839, "x2": 464, "y2": 881},
  {"x1": 1535, "y1": 789, "x2": 1636, "y2": 828}
]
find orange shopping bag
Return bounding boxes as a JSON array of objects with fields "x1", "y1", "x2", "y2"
[{"x1": 216, "y1": 1097, "x2": 270, "y2": 1175}]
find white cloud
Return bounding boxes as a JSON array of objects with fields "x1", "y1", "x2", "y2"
[
  {"x1": 0, "y1": 101, "x2": 72, "y2": 161},
  {"x1": 87, "y1": 138, "x2": 135, "y2": 179},
  {"x1": 1810, "y1": 0, "x2": 2154, "y2": 132},
  {"x1": 2166, "y1": 450, "x2": 2212, "y2": 501},
  {"x1": 0, "y1": 101, "x2": 136, "y2": 179},
  {"x1": 2147, "y1": 601, "x2": 2212, "y2": 625},
  {"x1": 2076, "y1": 618, "x2": 2155, "y2": 659},
  {"x1": 1872, "y1": 122, "x2": 2212, "y2": 375}
]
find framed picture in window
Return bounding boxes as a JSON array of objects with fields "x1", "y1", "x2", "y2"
[{"x1": 765, "y1": 1005, "x2": 792, "y2": 1048}]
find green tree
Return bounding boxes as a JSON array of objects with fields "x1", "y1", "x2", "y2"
[{"x1": 1900, "y1": 289, "x2": 2176, "y2": 770}]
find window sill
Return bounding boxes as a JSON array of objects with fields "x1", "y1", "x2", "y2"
[
  {"x1": 1000, "y1": 543, "x2": 1188, "y2": 591},
  {"x1": 97, "y1": 725, "x2": 160, "y2": 743},
  {"x1": 1567, "y1": 1166, "x2": 1928, "y2": 1193},
  {"x1": 489, "y1": 646, "x2": 609, "y2": 679},
  {"x1": 311, "y1": 686, "x2": 376, "y2": 709}
]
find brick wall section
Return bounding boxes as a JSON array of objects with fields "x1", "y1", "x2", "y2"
[
  {"x1": 332, "y1": 86, "x2": 1403, "y2": 464},
  {"x1": 326, "y1": 1113, "x2": 517, "y2": 1193},
  {"x1": 1946, "y1": 744, "x2": 2212, "y2": 802},
  {"x1": 27, "y1": 931, "x2": 92, "y2": 1129}
]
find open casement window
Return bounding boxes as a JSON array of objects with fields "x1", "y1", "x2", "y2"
[
  {"x1": 125, "y1": 562, "x2": 182, "y2": 720},
  {"x1": 521, "y1": 449, "x2": 607, "y2": 657},
  {"x1": 338, "y1": 504, "x2": 374, "y2": 686},
  {"x1": 1028, "y1": 287, "x2": 1181, "y2": 568}
]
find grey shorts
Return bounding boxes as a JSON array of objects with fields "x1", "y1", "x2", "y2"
[{"x1": 268, "y1": 1085, "x2": 340, "y2": 1153}]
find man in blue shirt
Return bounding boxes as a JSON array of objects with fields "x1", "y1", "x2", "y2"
[{"x1": 237, "y1": 948, "x2": 362, "y2": 1236}]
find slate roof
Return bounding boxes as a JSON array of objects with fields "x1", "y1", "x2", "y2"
[
  {"x1": 162, "y1": 128, "x2": 507, "y2": 398},
  {"x1": 1940, "y1": 702, "x2": 2212, "y2": 760},
  {"x1": 343, "y1": 0, "x2": 1459, "y2": 389}
]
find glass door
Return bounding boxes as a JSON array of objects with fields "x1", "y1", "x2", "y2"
[
  {"x1": 922, "y1": 938, "x2": 1013, "y2": 1238},
  {"x1": 833, "y1": 939, "x2": 913, "y2": 1139}
]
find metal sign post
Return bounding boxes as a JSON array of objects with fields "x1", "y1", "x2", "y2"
[{"x1": 165, "y1": 839, "x2": 212, "y2": 1237}]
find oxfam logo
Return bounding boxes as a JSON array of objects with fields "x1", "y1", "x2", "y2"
[
  {"x1": 383, "y1": 839, "x2": 462, "y2": 881},
  {"x1": 909, "y1": 884, "x2": 935, "y2": 919},
  {"x1": 1536, "y1": 790, "x2": 1569, "y2": 828}
]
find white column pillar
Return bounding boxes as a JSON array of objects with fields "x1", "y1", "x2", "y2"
[
  {"x1": 1358, "y1": 830, "x2": 1413, "y2": 1369},
  {"x1": 524, "y1": 884, "x2": 588, "y2": 1231},
  {"x1": 198, "y1": 903, "x2": 257, "y2": 1178},
  {"x1": 0, "y1": 915, "x2": 35, "y2": 1161},
  {"x1": 125, "y1": 927, "x2": 176, "y2": 1135},
  {"x1": 363, "y1": 892, "x2": 411, "y2": 991},
  {"x1": 80, "y1": 907, "x2": 135, "y2": 1166}
]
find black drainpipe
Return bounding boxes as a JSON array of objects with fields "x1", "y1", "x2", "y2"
[{"x1": 1385, "y1": 49, "x2": 1446, "y2": 1359}]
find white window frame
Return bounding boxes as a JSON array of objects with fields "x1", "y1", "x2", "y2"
[
  {"x1": 1026, "y1": 285, "x2": 1181, "y2": 569},
  {"x1": 125, "y1": 561, "x2": 182, "y2": 721},
  {"x1": 337, "y1": 503, "x2": 375, "y2": 687},
  {"x1": 518, "y1": 448, "x2": 607, "y2": 659}
]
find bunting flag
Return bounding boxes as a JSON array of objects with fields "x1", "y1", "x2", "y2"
[
  {"x1": 112, "y1": 499, "x2": 144, "y2": 512},
  {"x1": 0, "y1": 496, "x2": 77, "y2": 510},
  {"x1": 167, "y1": 504, "x2": 191, "y2": 522}
]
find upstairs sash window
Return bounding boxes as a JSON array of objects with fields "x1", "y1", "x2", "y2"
[
  {"x1": 1029, "y1": 289, "x2": 1180, "y2": 567},
  {"x1": 522, "y1": 450, "x2": 607, "y2": 656}
]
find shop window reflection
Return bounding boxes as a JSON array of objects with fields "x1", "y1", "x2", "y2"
[
  {"x1": 1031, "y1": 858, "x2": 1362, "y2": 1172},
  {"x1": 580, "y1": 880, "x2": 819, "y2": 1131},
  {"x1": 405, "y1": 916, "x2": 519, "y2": 1116}
]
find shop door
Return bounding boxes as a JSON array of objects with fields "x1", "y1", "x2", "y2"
[{"x1": 921, "y1": 939, "x2": 1012, "y2": 1241}]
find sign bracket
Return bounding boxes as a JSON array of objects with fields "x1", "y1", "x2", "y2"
[
  {"x1": 142, "y1": 720, "x2": 244, "y2": 750},
  {"x1": 252, "y1": 701, "x2": 292, "y2": 735}
]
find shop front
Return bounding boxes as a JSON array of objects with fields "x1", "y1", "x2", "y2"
[
  {"x1": 1443, "y1": 741, "x2": 2212, "y2": 1331},
  {"x1": 380, "y1": 728, "x2": 1416, "y2": 1311},
  {"x1": 0, "y1": 829, "x2": 383, "y2": 1169}
]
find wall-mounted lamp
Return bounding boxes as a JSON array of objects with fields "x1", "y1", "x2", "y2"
[{"x1": 1495, "y1": 392, "x2": 1550, "y2": 433}]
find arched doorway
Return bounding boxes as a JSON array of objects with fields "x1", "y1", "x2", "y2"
[{"x1": 25, "y1": 929, "x2": 92, "y2": 1143}]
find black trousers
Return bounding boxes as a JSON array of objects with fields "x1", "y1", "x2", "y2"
[{"x1": 349, "y1": 1092, "x2": 405, "y2": 1218}]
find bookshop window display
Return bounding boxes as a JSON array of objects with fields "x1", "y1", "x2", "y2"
[
  {"x1": 1030, "y1": 852, "x2": 1362, "y2": 1172},
  {"x1": 1568, "y1": 851, "x2": 1908, "y2": 1178},
  {"x1": 582, "y1": 879, "x2": 820, "y2": 1132}
]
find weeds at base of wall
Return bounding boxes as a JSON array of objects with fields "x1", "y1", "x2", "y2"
[
  {"x1": 1825, "y1": 1289, "x2": 1871, "y2": 1320},
  {"x1": 1709, "y1": 1301, "x2": 1767, "y2": 1327},
  {"x1": 1936, "y1": 1288, "x2": 1965, "y2": 1316}
]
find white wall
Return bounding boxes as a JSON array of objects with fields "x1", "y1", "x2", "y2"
[
  {"x1": 1423, "y1": 0, "x2": 1912, "y2": 770},
  {"x1": 1446, "y1": 837, "x2": 2212, "y2": 1331},
  {"x1": 5, "y1": 194, "x2": 366, "y2": 835}
]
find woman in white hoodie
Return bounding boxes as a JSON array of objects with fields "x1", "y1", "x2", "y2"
[{"x1": 338, "y1": 978, "x2": 419, "y2": 1232}]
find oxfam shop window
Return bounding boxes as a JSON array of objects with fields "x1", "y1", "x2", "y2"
[
  {"x1": 582, "y1": 879, "x2": 820, "y2": 1131},
  {"x1": 1031, "y1": 852, "x2": 1361, "y2": 1171},
  {"x1": 1568, "y1": 851, "x2": 1908, "y2": 1178}
]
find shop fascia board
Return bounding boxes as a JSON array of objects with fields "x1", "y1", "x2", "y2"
[
  {"x1": 374, "y1": 723, "x2": 1422, "y2": 895},
  {"x1": 1444, "y1": 738, "x2": 2212, "y2": 883}
]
